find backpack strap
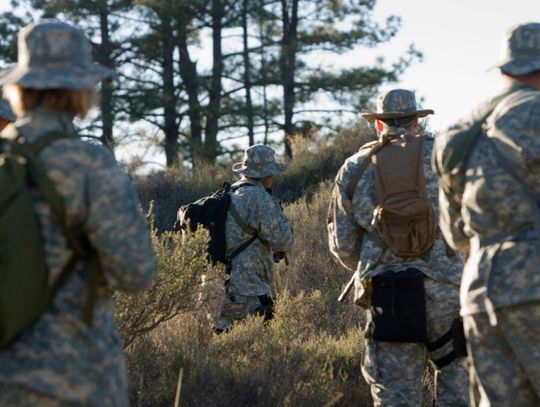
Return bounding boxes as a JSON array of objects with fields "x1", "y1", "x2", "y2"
[
  {"x1": 225, "y1": 183, "x2": 260, "y2": 269},
  {"x1": 17, "y1": 131, "x2": 103, "y2": 325},
  {"x1": 437, "y1": 89, "x2": 514, "y2": 176},
  {"x1": 346, "y1": 137, "x2": 394, "y2": 200}
]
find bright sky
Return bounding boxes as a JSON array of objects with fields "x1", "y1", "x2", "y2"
[{"x1": 369, "y1": 0, "x2": 540, "y2": 132}]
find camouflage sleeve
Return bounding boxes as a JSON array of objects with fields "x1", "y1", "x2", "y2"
[
  {"x1": 432, "y1": 135, "x2": 470, "y2": 251},
  {"x1": 252, "y1": 192, "x2": 294, "y2": 252},
  {"x1": 84, "y1": 146, "x2": 156, "y2": 292},
  {"x1": 327, "y1": 161, "x2": 365, "y2": 271}
]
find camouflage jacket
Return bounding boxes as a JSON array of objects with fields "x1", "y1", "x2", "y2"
[
  {"x1": 433, "y1": 83, "x2": 540, "y2": 316},
  {"x1": 0, "y1": 109, "x2": 156, "y2": 406},
  {"x1": 328, "y1": 132, "x2": 463, "y2": 305},
  {"x1": 225, "y1": 180, "x2": 294, "y2": 296}
]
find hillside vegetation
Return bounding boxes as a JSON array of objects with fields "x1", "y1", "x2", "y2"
[{"x1": 118, "y1": 126, "x2": 377, "y2": 406}]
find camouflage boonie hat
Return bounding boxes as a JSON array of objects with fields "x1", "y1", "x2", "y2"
[
  {"x1": 232, "y1": 144, "x2": 287, "y2": 178},
  {"x1": 361, "y1": 89, "x2": 434, "y2": 123},
  {"x1": 0, "y1": 99, "x2": 15, "y2": 121},
  {"x1": 497, "y1": 23, "x2": 540, "y2": 76},
  {"x1": 0, "y1": 20, "x2": 114, "y2": 89}
]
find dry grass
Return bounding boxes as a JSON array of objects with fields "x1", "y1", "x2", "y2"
[{"x1": 122, "y1": 126, "x2": 377, "y2": 406}]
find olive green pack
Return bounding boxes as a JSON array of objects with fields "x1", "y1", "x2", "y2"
[{"x1": 0, "y1": 131, "x2": 101, "y2": 349}]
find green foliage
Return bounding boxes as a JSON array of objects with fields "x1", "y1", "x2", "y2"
[{"x1": 115, "y1": 221, "x2": 225, "y2": 347}]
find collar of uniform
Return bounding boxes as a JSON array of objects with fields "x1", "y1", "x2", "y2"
[
  {"x1": 232, "y1": 178, "x2": 265, "y2": 189},
  {"x1": 505, "y1": 81, "x2": 537, "y2": 94},
  {"x1": 7, "y1": 108, "x2": 77, "y2": 143}
]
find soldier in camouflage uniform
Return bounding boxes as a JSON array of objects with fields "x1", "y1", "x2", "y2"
[
  {"x1": 328, "y1": 89, "x2": 468, "y2": 406},
  {"x1": 433, "y1": 23, "x2": 540, "y2": 406},
  {"x1": 0, "y1": 20, "x2": 156, "y2": 406},
  {"x1": 214, "y1": 144, "x2": 294, "y2": 332}
]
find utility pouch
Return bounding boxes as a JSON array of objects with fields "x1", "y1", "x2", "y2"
[{"x1": 370, "y1": 268, "x2": 427, "y2": 343}]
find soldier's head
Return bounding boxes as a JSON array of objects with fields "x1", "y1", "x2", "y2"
[
  {"x1": 497, "y1": 23, "x2": 540, "y2": 89},
  {"x1": 232, "y1": 144, "x2": 287, "y2": 188},
  {"x1": 0, "y1": 99, "x2": 15, "y2": 132},
  {"x1": 361, "y1": 89, "x2": 433, "y2": 138},
  {"x1": 0, "y1": 20, "x2": 114, "y2": 119}
]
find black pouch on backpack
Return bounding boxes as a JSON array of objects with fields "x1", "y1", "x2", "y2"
[{"x1": 370, "y1": 268, "x2": 427, "y2": 343}]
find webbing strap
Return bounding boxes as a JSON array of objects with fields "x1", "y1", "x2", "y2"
[
  {"x1": 440, "y1": 89, "x2": 514, "y2": 175},
  {"x1": 229, "y1": 201, "x2": 257, "y2": 236},
  {"x1": 16, "y1": 130, "x2": 102, "y2": 325},
  {"x1": 432, "y1": 351, "x2": 458, "y2": 370},
  {"x1": 346, "y1": 142, "x2": 384, "y2": 200},
  {"x1": 30, "y1": 131, "x2": 75, "y2": 154},
  {"x1": 426, "y1": 328, "x2": 453, "y2": 352}
]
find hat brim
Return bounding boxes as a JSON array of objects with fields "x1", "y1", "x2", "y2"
[
  {"x1": 232, "y1": 161, "x2": 287, "y2": 178},
  {"x1": 361, "y1": 109, "x2": 434, "y2": 123},
  {"x1": 497, "y1": 58, "x2": 540, "y2": 76},
  {"x1": 0, "y1": 62, "x2": 115, "y2": 89}
]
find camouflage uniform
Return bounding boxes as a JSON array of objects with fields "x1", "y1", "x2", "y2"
[
  {"x1": 0, "y1": 21, "x2": 156, "y2": 406},
  {"x1": 329, "y1": 89, "x2": 468, "y2": 406},
  {"x1": 0, "y1": 99, "x2": 15, "y2": 122},
  {"x1": 215, "y1": 144, "x2": 294, "y2": 331},
  {"x1": 433, "y1": 23, "x2": 540, "y2": 406}
]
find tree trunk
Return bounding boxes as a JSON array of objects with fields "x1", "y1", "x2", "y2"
[
  {"x1": 162, "y1": 14, "x2": 179, "y2": 167},
  {"x1": 280, "y1": 0, "x2": 298, "y2": 158},
  {"x1": 242, "y1": 0, "x2": 255, "y2": 146},
  {"x1": 178, "y1": 25, "x2": 204, "y2": 166},
  {"x1": 204, "y1": 0, "x2": 224, "y2": 163},
  {"x1": 98, "y1": 7, "x2": 114, "y2": 151}
]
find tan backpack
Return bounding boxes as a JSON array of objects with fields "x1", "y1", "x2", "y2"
[{"x1": 348, "y1": 135, "x2": 435, "y2": 258}]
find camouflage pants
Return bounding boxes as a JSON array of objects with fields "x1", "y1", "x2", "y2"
[
  {"x1": 214, "y1": 293, "x2": 273, "y2": 332},
  {"x1": 0, "y1": 383, "x2": 79, "y2": 407},
  {"x1": 464, "y1": 302, "x2": 540, "y2": 407},
  {"x1": 362, "y1": 277, "x2": 469, "y2": 407}
]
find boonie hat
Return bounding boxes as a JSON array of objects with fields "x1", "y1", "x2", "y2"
[
  {"x1": 0, "y1": 19, "x2": 114, "y2": 89},
  {"x1": 232, "y1": 144, "x2": 287, "y2": 178},
  {"x1": 497, "y1": 22, "x2": 540, "y2": 76},
  {"x1": 361, "y1": 89, "x2": 434, "y2": 123}
]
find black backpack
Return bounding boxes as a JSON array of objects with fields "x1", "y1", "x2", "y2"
[{"x1": 174, "y1": 182, "x2": 257, "y2": 268}]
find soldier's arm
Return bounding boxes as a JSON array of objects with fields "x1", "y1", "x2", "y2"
[
  {"x1": 327, "y1": 163, "x2": 366, "y2": 271},
  {"x1": 252, "y1": 192, "x2": 294, "y2": 252},
  {"x1": 84, "y1": 146, "x2": 157, "y2": 292},
  {"x1": 432, "y1": 135, "x2": 470, "y2": 251}
]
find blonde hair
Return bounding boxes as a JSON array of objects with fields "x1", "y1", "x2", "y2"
[{"x1": 3, "y1": 84, "x2": 97, "y2": 119}]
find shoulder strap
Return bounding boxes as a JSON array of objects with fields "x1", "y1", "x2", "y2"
[
  {"x1": 346, "y1": 139, "x2": 390, "y2": 200},
  {"x1": 441, "y1": 90, "x2": 514, "y2": 174},
  {"x1": 17, "y1": 130, "x2": 101, "y2": 325},
  {"x1": 30, "y1": 131, "x2": 74, "y2": 154},
  {"x1": 229, "y1": 199, "x2": 257, "y2": 237}
]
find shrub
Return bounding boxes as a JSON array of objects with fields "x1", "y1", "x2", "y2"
[
  {"x1": 126, "y1": 291, "x2": 370, "y2": 407},
  {"x1": 121, "y1": 182, "x2": 371, "y2": 406},
  {"x1": 115, "y1": 222, "x2": 226, "y2": 347},
  {"x1": 273, "y1": 122, "x2": 374, "y2": 202}
]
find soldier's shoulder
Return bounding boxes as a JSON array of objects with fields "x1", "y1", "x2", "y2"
[
  {"x1": 336, "y1": 144, "x2": 375, "y2": 184},
  {"x1": 494, "y1": 87, "x2": 540, "y2": 120}
]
